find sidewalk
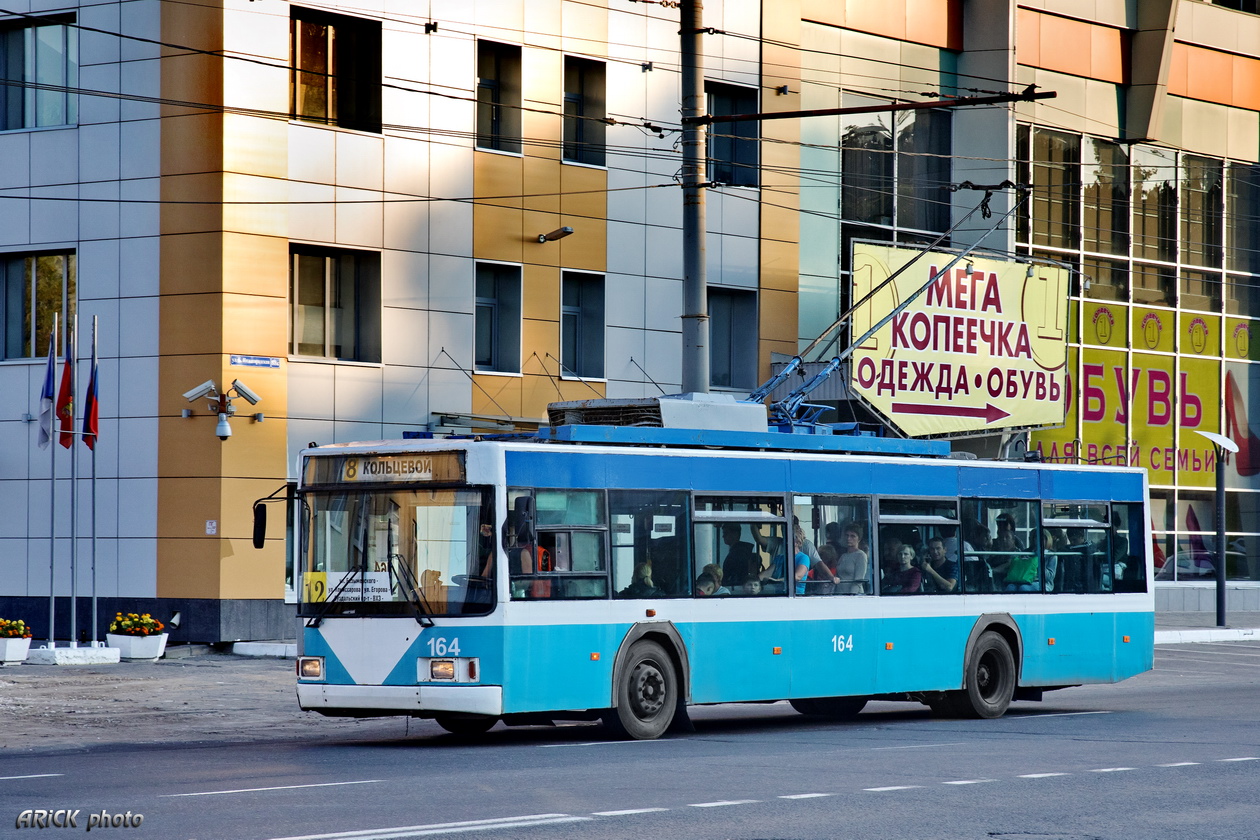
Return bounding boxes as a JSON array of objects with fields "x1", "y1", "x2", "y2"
[{"x1": 1152, "y1": 610, "x2": 1260, "y2": 645}]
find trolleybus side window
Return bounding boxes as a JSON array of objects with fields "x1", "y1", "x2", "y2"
[
  {"x1": 1043, "y1": 503, "x2": 1111, "y2": 594},
  {"x1": 508, "y1": 489, "x2": 609, "y2": 599},
  {"x1": 794, "y1": 495, "x2": 872, "y2": 595},
  {"x1": 959, "y1": 499, "x2": 1040, "y2": 593},
  {"x1": 609, "y1": 490, "x2": 690, "y2": 598},
  {"x1": 693, "y1": 496, "x2": 786, "y2": 596},
  {"x1": 876, "y1": 498, "x2": 958, "y2": 595},
  {"x1": 1110, "y1": 502, "x2": 1147, "y2": 593}
]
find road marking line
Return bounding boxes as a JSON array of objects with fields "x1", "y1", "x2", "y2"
[
  {"x1": 1090, "y1": 768, "x2": 1134, "y2": 773},
  {"x1": 592, "y1": 808, "x2": 668, "y2": 816},
  {"x1": 942, "y1": 779, "x2": 997, "y2": 785},
  {"x1": 1218, "y1": 757, "x2": 1259, "y2": 762},
  {"x1": 873, "y1": 742, "x2": 966, "y2": 751},
  {"x1": 865, "y1": 786, "x2": 921, "y2": 792},
  {"x1": 688, "y1": 800, "x2": 759, "y2": 808},
  {"x1": 779, "y1": 793, "x2": 833, "y2": 799},
  {"x1": 1021, "y1": 711, "x2": 1113, "y2": 719},
  {"x1": 165, "y1": 780, "x2": 383, "y2": 798},
  {"x1": 268, "y1": 815, "x2": 589, "y2": 840},
  {"x1": 0, "y1": 774, "x2": 64, "y2": 781},
  {"x1": 1018, "y1": 773, "x2": 1069, "y2": 778},
  {"x1": 1157, "y1": 762, "x2": 1199, "y2": 767},
  {"x1": 541, "y1": 741, "x2": 657, "y2": 748}
]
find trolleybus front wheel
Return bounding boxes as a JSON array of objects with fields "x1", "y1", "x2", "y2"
[
  {"x1": 603, "y1": 640, "x2": 677, "y2": 740},
  {"x1": 789, "y1": 696, "x2": 867, "y2": 719},
  {"x1": 931, "y1": 630, "x2": 1016, "y2": 719},
  {"x1": 434, "y1": 714, "x2": 498, "y2": 736}
]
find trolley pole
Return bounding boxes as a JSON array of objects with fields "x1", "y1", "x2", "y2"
[{"x1": 679, "y1": 0, "x2": 709, "y2": 394}]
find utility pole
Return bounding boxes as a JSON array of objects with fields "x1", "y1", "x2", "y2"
[{"x1": 679, "y1": 0, "x2": 709, "y2": 394}]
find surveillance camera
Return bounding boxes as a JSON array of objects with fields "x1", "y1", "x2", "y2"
[
  {"x1": 215, "y1": 412, "x2": 232, "y2": 441},
  {"x1": 183, "y1": 380, "x2": 218, "y2": 402},
  {"x1": 231, "y1": 379, "x2": 261, "y2": 405}
]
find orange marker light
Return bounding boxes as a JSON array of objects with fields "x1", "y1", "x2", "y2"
[
  {"x1": 1122, "y1": 635, "x2": 1130, "y2": 643},
  {"x1": 885, "y1": 643, "x2": 894, "y2": 650},
  {"x1": 1047, "y1": 638, "x2": 1056, "y2": 646},
  {"x1": 645, "y1": 609, "x2": 657, "y2": 618},
  {"x1": 590, "y1": 652, "x2": 600, "y2": 661},
  {"x1": 772, "y1": 647, "x2": 782, "y2": 655}
]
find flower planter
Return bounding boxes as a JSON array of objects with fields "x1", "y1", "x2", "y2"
[
  {"x1": 106, "y1": 633, "x2": 168, "y2": 661},
  {"x1": 0, "y1": 636, "x2": 31, "y2": 665}
]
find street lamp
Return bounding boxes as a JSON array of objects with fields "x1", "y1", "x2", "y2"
[{"x1": 1193, "y1": 430, "x2": 1238, "y2": 627}]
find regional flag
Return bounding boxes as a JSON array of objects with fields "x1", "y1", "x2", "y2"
[
  {"x1": 37, "y1": 329, "x2": 56, "y2": 449},
  {"x1": 55, "y1": 336, "x2": 74, "y2": 449},
  {"x1": 81, "y1": 339, "x2": 98, "y2": 450}
]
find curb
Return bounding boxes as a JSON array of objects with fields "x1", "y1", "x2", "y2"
[
  {"x1": 231, "y1": 641, "x2": 297, "y2": 658},
  {"x1": 1154, "y1": 627, "x2": 1260, "y2": 645}
]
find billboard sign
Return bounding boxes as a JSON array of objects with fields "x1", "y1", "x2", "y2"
[{"x1": 849, "y1": 243, "x2": 1070, "y2": 437}]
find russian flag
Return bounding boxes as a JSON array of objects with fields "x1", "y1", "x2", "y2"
[
  {"x1": 82, "y1": 339, "x2": 98, "y2": 450},
  {"x1": 37, "y1": 330, "x2": 56, "y2": 449}
]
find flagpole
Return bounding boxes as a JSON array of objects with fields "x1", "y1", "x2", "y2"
[
  {"x1": 89, "y1": 317, "x2": 99, "y2": 645},
  {"x1": 47, "y1": 315, "x2": 58, "y2": 650},
  {"x1": 69, "y1": 315, "x2": 78, "y2": 648}
]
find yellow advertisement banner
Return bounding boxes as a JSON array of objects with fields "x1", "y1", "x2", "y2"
[{"x1": 849, "y1": 243, "x2": 1070, "y2": 437}]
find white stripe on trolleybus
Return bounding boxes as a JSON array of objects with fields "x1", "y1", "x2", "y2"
[{"x1": 267, "y1": 814, "x2": 591, "y2": 840}]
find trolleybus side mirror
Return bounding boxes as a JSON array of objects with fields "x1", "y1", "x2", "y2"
[{"x1": 252, "y1": 503, "x2": 267, "y2": 549}]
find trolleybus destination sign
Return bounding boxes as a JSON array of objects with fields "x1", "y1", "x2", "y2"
[{"x1": 849, "y1": 243, "x2": 1070, "y2": 437}]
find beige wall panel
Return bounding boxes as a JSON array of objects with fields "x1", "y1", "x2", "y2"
[
  {"x1": 525, "y1": 157, "x2": 563, "y2": 214},
  {"x1": 1159, "y1": 96, "x2": 1185, "y2": 148},
  {"x1": 222, "y1": 233, "x2": 288, "y2": 298},
  {"x1": 562, "y1": 0, "x2": 608, "y2": 53},
  {"x1": 1084, "y1": 79, "x2": 1123, "y2": 138},
  {"x1": 760, "y1": 237, "x2": 798, "y2": 295},
  {"x1": 560, "y1": 165, "x2": 607, "y2": 220},
  {"x1": 160, "y1": 174, "x2": 225, "y2": 236},
  {"x1": 905, "y1": 0, "x2": 962, "y2": 48},
  {"x1": 218, "y1": 405, "x2": 287, "y2": 481},
  {"x1": 844, "y1": 0, "x2": 907, "y2": 41},
  {"x1": 222, "y1": 293, "x2": 288, "y2": 356},
  {"x1": 158, "y1": 356, "x2": 229, "y2": 416},
  {"x1": 156, "y1": 536, "x2": 222, "y2": 599},
  {"x1": 524, "y1": 46, "x2": 562, "y2": 107},
  {"x1": 472, "y1": 374, "x2": 524, "y2": 418},
  {"x1": 802, "y1": 0, "x2": 845, "y2": 27},
  {"x1": 759, "y1": 287, "x2": 799, "y2": 351},
  {"x1": 474, "y1": 152, "x2": 525, "y2": 208},
  {"x1": 161, "y1": 54, "x2": 224, "y2": 113},
  {"x1": 522, "y1": 264, "x2": 559, "y2": 321},
  {"x1": 224, "y1": 115, "x2": 287, "y2": 180},
  {"x1": 162, "y1": 0, "x2": 225, "y2": 54},
  {"x1": 1180, "y1": 99, "x2": 1229, "y2": 158},
  {"x1": 160, "y1": 232, "x2": 224, "y2": 296},
  {"x1": 521, "y1": 317, "x2": 559, "y2": 364},
  {"x1": 760, "y1": 201, "x2": 799, "y2": 247},
  {"x1": 160, "y1": 294, "x2": 225, "y2": 357},
  {"x1": 219, "y1": 538, "x2": 286, "y2": 599},
  {"x1": 1227, "y1": 108, "x2": 1260, "y2": 164},
  {"x1": 162, "y1": 113, "x2": 224, "y2": 177},
  {"x1": 473, "y1": 204, "x2": 526, "y2": 263},
  {"x1": 523, "y1": 210, "x2": 565, "y2": 267},
  {"x1": 157, "y1": 414, "x2": 227, "y2": 478},
  {"x1": 224, "y1": 174, "x2": 288, "y2": 238}
]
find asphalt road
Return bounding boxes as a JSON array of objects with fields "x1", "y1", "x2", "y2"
[{"x1": 2, "y1": 641, "x2": 1259, "y2": 840}]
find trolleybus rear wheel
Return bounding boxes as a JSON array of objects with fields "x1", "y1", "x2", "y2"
[
  {"x1": 434, "y1": 714, "x2": 497, "y2": 735},
  {"x1": 789, "y1": 696, "x2": 867, "y2": 719},
  {"x1": 932, "y1": 631, "x2": 1015, "y2": 719},
  {"x1": 603, "y1": 640, "x2": 677, "y2": 740}
]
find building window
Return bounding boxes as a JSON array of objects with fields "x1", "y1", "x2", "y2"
[
  {"x1": 290, "y1": 247, "x2": 381, "y2": 361},
  {"x1": 1030, "y1": 128, "x2": 1081, "y2": 250},
  {"x1": 895, "y1": 107, "x2": 951, "y2": 233},
  {"x1": 561, "y1": 272, "x2": 604, "y2": 378},
  {"x1": 1, "y1": 251, "x2": 74, "y2": 359},
  {"x1": 290, "y1": 7, "x2": 381, "y2": 133},
  {"x1": 709, "y1": 287, "x2": 756, "y2": 389},
  {"x1": 1132, "y1": 146, "x2": 1178, "y2": 263},
  {"x1": 477, "y1": 41, "x2": 521, "y2": 153},
  {"x1": 1227, "y1": 163, "x2": 1260, "y2": 275},
  {"x1": 563, "y1": 57, "x2": 605, "y2": 166},
  {"x1": 0, "y1": 18, "x2": 77, "y2": 130},
  {"x1": 1082, "y1": 137, "x2": 1130, "y2": 256},
  {"x1": 1181, "y1": 155, "x2": 1224, "y2": 268},
  {"x1": 475, "y1": 263, "x2": 521, "y2": 373},
  {"x1": 706, "y1": 82, "x2": 758, "y2": 187}
]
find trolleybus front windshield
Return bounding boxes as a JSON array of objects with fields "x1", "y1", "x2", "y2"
[{"x1": 299, "y1": 487, "x2": 496, "y2": 617}]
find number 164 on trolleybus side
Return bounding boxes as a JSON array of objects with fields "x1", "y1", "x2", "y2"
[{"x1": 257, "y1": 424, "x2": 1153, "y2": 740}]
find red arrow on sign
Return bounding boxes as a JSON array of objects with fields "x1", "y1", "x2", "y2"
[{"x1": 891, "y1": 402, "x2": 1012, "y2": 424}]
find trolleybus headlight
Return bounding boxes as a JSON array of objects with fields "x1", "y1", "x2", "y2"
[
  {"x1": 430, "y1": 659, "x2": 456, "y2": 681},
  {"x1": 297, "y1": 656, "x2": 324, "y2": 680}
]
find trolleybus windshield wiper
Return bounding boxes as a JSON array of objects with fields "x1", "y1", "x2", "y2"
[
  {"x1": 386, "y1": 553, "x2": 436, "y2": 627},
  {"x1": 305, "y1": 565, "x2": 365, "y2": 628}
]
